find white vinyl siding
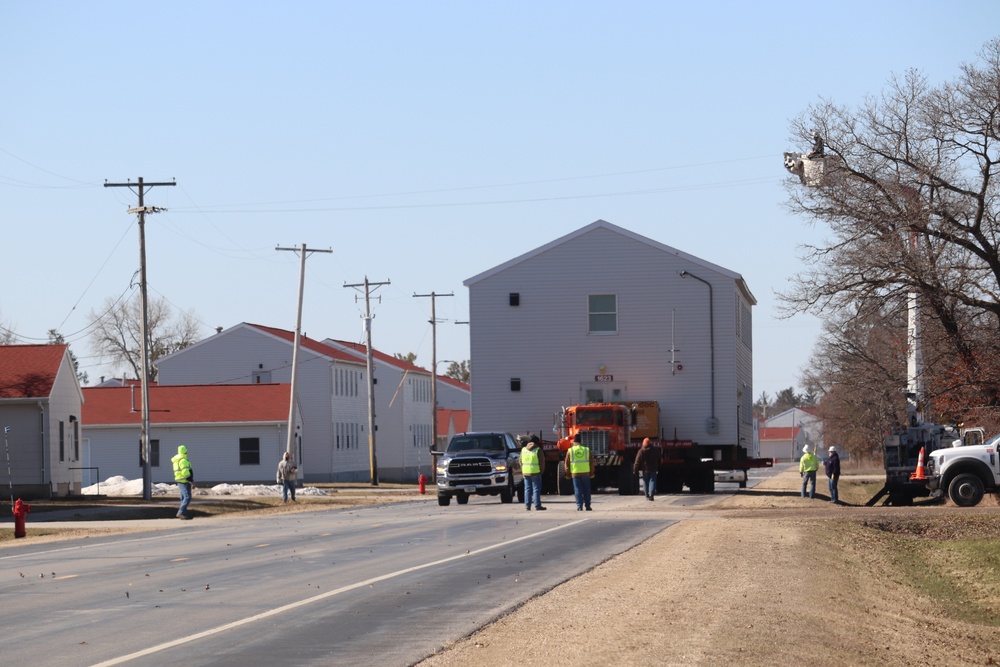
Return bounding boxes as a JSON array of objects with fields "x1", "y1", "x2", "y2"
[{"x1": 465, "y1": 221, "x2": 753, "y2": 449}]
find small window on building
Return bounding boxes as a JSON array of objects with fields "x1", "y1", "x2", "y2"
[
  {"x1": 59, "y1": 421, "x2": 65, "y2": 462},
  {"x1": 150, "y1": 439, "x2": 160, "y2": 468},
  {"x1": 510, "y1": 378, "x2": 521, "y2": 392},
  {"x1": 509, "y1": 293, "x2": 520, "y2": 306},
  {"x1": 588, "y1": 294, "x2": 618, "y2": 334},
  {"x1": 239, "y1": 437, "x2": 261, "y2": 465},
  {"x1": 252, "y1": 370, "x2": 271, "y2": 384}
]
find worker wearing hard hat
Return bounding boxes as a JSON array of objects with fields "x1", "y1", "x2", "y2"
[
  {"x1": 799, "y1": 445, "x2": 820, "y2": 499},
  {"x1": 825, "y1": 446, "x2": 841, "y2": 504}
]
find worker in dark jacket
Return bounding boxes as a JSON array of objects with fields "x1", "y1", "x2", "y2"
[
  {"x1": 633, "y1": 437, "x2": 661, "y2": 501},
  {"x1": 825, "y1": 445, "x2": 841, "y2": 504}
]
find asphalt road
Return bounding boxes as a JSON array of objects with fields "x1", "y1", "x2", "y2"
[{"x1": 0, "y1": 477, "x2": 770, "y2": 667}]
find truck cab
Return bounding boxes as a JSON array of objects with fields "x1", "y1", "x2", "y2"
[{"x1": 925, "y1": 433, "x2": 1000, "y2": 507}]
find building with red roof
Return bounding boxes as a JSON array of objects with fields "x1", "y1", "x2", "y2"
[
  {"x1": 0, "y1": 344, "x2": 84, "y2": 497},
  {"x1": 153, "y1": 322, "x2": 470, "y2": 483},
  {"x1": 82, "y1": 383, "x2": 299, "y2": 485}
]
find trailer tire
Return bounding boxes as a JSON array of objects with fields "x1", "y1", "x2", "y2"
[
  {"x1": 659, "y1": 471, "x2": 684, "y2": 494},
  {"x1": 618, "y1": 461, "x2": 637, "y2": 496},
  {"x1": 948, "y1": 473, "x2": 985, "y2": 507}
]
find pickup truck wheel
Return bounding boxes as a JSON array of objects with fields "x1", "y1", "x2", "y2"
[
  {"x1": 948, "y1": 473, "x2": 985, "y2": 507},
  {"x1": 500, "y1": 478, "x2": 514, "y2": 503},
  {"x1": 516, "y1": 480, "x2": 525, "y2": 504},
  {"x1": 437, "y1": 494, "x2": 451, "y2": 507},
  {"x1": 455, "y1": 492, "x2": 469, "y2": 505}
]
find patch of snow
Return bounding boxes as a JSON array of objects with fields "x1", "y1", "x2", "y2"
[{"x1": 82, "y1": 477, "x2": 329, "y2": 497}]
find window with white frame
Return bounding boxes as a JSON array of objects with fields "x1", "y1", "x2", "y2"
[{"x1": 588, "y1": 294, "x2": 618, "y2": 334}]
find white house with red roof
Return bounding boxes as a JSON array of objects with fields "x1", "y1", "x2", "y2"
[
  {"x1": 153, "y1": 323, "x2": 471, "y2": 483},
  {"x1": 0, "y1": 344, "x2": 84, "y2": 498},
  {"x1": 154, "y1": 323, "x2": 370, "y2": 482},
  {"x1": 761, "y1": 407, "x2": 823, "y2": 461},
  {"x1": 758, "y1": 426, "x2": 807, "y2": 462},
  {"x1": 81, "y1": 383, "x2": 299, "y2": 485}
]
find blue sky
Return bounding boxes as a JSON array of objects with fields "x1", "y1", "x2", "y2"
[{"x1": 2, "y1": 1, "x2": 997, "y2": 401}]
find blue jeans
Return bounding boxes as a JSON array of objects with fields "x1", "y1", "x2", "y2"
[
  {"x1": 801, "y1": 470, "x2": 817, "y2": 498},
  {"x1": 572, "y1": 476, "x2": 592, "y2": 509},
  {"x1": 282, "y1": 479, "x2": 296, "y2": 502},
  {"x1": 524, "y1": 474, "x2": 542, "y2": 508},
  {"x1": 178, "y1": 482, "x2": 191, "y2": 515},
  {"x1": 827, "y1": 475, "x2": 839, "y2": 503},
  {"x1": 641, "y1": 471, "x2": 657, "y2": 498}
]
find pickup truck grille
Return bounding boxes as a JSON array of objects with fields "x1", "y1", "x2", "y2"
[{"x1": 447, "y1": 457, "x2": 493, "y2": 475}]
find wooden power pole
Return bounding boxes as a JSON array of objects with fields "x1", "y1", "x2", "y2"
[{"x1": 103, "y1": 177, "x2": 175, "y2": 501}]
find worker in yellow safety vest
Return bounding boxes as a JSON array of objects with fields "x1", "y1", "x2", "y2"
[
  {"x1": 799, "y1": 445, "x2": 819, "y2": 499},
  {"x1": 520, "y1": 434, "x2": 547, "y2": 511},
  {"x1": 564, "y1": 432, "x2": 595, "y2": 511},
  {"x1": 171, "y1": 445, "x2": 194, "y2": 519}
]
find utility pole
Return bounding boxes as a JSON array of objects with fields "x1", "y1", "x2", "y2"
[
  {"x1": 414, "y1": 291, "x2": 453, "y2": 476},
  {"x1": 345, "y1": 277, "x2": 390, "y2": 486},
  {"x1": 276, "y1": 244, "x2": 332, "y2": 472},
  {"x1": 104, "y1": 177, "x2": 175, "y2": 501}
]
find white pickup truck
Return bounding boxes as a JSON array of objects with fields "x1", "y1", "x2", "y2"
[{"x1": 925, "y1": 435, "x2": 1000, "y2": 506}]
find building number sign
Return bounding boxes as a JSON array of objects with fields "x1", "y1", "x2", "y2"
[{"x1": 594, "y1": 374, "x2": 613, "y2": 382}]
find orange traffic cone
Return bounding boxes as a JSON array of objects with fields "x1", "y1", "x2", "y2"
[{"x1": 910, "y1": 447, "x2": 927, "y2": 480}]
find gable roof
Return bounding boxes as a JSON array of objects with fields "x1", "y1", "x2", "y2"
[
  {"x1": 244, "y1": 324, "x2": 364, "y2": 363},
  {"x1": 463, "y1": 219, "x2": 756, "y2": 305},
  {"x1": 759, "y1": 427, "x2": 801, "y2": 441},
  {"x1": 82, "y1": 384, "x2": 291, "y2": 425},
  {"x1": 324, "y1": 339, "x2": 429, "y2": 375},
  {"x1": 0, "y1": 344, "x2": 68, "y2": 399},
  {"x1": 437, "y1": 408, "x2": 471, "y2": 437}
]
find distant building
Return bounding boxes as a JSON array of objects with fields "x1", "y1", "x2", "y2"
[
  {"x1": 0, "y1": 344, "x2": 84, "y2": 497},
  {"x1": 154, "y1": 322, "x2": 470, "y2": 482},
  {"x1": 436, "y1": 408, "x2": 470, "y2": 449},
  {"x1": 82, "y1": 383, "x2": 299, "y2": 486},
  {"x1": 763, "y1": 407, "x2": 822, "y2": 457},
  {"x1": 758, "y1": 426, "x2": 807, "y2": 462}
]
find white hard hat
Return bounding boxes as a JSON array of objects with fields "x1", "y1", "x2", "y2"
[
  {"x1": 828, "y1": 446, "x2": 837, "y2": 452},
  {"x1": 802, "y1": 445, "x2": 810, "y2": 453}
]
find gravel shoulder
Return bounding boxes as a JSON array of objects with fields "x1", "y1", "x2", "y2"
[{"x1": 416, "y1": 470, "x2": 1000, "y2": 667}]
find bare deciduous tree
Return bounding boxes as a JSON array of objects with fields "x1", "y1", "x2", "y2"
[
  {"x1": 88, "y1": 294, "x2": 201, "y2": 382},
  {"x1": 444, "y1": 359, "x2": 471, "y2": 384},
  {"x1": 784, "y1": 38, "x2": 1000, "y2": 429}
]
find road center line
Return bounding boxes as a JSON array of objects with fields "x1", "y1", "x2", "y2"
[{"x1": 91, "y1": 520, "x2": 584, "y2": 666}]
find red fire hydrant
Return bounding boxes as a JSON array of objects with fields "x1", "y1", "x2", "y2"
[
  {"x1": 13, "y1": 498, "x2": 31, "y2": 539},
  {"x1": 418, "y1": 473, "x2": 427, "y2": 495}
]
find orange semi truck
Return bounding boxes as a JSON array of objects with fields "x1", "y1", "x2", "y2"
[{"x1": 539, "y1": 401, "x2": 772, "y2": 495}]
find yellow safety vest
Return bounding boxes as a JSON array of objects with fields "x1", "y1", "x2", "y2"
[
  {"x1": 172, "y1": 453, "x2": 192, "y2": 483},
  {"x1": 521, "y1": 447, "x2": 541, "y2": 475},
  {"x1": 568, "y1": 444, "x2": 591, "y2": 474}
]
